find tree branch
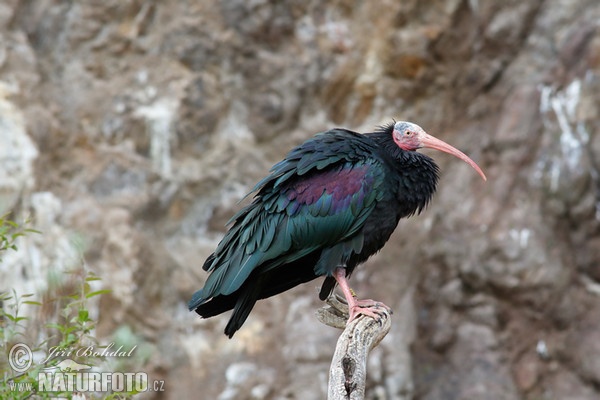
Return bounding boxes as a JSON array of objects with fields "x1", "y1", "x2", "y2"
[{"x1": 316, "y1": 294, "x2": 392, "y2": 400}]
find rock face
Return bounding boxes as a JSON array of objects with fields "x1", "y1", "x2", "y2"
[{"x1": 2, "y1": 0, "x2": 600, "y2": 398}]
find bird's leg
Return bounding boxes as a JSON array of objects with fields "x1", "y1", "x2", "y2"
[{"x1": 333, "y1": 267, "x2": 392, "y2": 323}]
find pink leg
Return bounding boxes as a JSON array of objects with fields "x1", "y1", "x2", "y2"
[{"x1": 333, "y1": 267, "x2": 392, "y2": 323}]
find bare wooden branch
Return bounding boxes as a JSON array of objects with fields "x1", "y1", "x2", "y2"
[{"x1": 317, "y1": 294, "x2": 392, "y2": 400}]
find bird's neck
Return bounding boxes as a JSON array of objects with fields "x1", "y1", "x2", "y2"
[
  {"x1": 366, "y1": 131, "x2": 440, "y2": 216},
  {"x1": 365, "y1": 131, "x2": 402, "y2": 158}
]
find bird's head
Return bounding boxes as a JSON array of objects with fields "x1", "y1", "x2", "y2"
[{"x1": 392, "y1": 121, "x2": 487, "y2": 181}]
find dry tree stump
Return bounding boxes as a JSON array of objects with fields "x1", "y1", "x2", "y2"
[{"x1": 316, "y1": 294, "x2": 392, "y2": 400}]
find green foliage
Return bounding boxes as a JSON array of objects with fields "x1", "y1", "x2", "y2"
[
  {"x1": 0, "y1": 217, "x2": 142, "y2": 399},
  {"x1": 0, "y1": 214, "x2": 40, "y2": 261}
]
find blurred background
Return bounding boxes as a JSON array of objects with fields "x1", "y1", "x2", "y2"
[{"x1": 1, "y1": 0, "x2": 599, "y2": 399}]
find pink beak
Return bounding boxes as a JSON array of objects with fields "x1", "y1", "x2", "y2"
[{"x1": 421, "y1": 133, "x2": 487, "y2": 181}]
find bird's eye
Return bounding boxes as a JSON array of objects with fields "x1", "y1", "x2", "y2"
[{"x1": 405, "y1": 131, "x2": 412, "y2": 136}]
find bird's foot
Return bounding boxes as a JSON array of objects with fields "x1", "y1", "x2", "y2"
[{"x1": 347, "y1": 298, "x2": 392, "y2": 324}]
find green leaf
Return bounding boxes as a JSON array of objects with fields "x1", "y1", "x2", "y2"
[
  {"x1": 85, "y1": 289, "x2": 111, "y2": 298},
  {"x1": 11, "y1": 232, "x2": 24, "y2": 240},
  {"x1": 78, "y1": 309, "x2": 90, "y2": 322},
  {"x1": 23, "y1": 301, "x2": 42, "y2": 306},
  {"x1": 5, "y1": 315, "x2": 29, "y2": 323},
  {"x1": 46, "y1": 323, "x2": 66, "y2": 333},
  {"x1": 0, "y1": 293, "x2": 13, "y2": 301}
]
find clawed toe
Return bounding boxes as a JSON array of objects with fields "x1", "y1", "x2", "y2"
[{"x1": 347, "y1": 299, "x2": 392, "y2": 323}]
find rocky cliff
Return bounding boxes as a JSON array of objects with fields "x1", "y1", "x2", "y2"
[{"x1": 1, "y1": 0, "x2": 600, "y2": 398}]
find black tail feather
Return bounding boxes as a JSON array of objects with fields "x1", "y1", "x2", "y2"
[
  {"x1": 318, "y1": 276, "x2": 336, "y2": 300},
  {"x1": 224, "y1": 278, "x2": 264, "y2": 338},
  {"x1": 193, "y1": 282, "x2": 263, "y2": 338},
  {"x1": 194, "y1": 294, "x2": 237, "y2": 319},
  {"x1": 192, "y1": 253, "x2": 324, "y2": 337}
]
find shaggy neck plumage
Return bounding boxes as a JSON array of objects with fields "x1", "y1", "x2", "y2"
[{"x1": 365, "y1": 122, "x2": 440, "y2": 216}]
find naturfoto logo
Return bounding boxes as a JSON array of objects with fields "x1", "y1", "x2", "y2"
[{"x1": 7, "y1": 343, "x2": 165, "y2": 395}]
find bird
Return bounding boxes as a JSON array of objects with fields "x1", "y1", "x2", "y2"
[{"x1": 189, "y1": 121, "x2": 486, "y2": 338}]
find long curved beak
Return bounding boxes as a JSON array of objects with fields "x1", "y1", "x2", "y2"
[{"x1": 421, "y1": 133, "x2": 487, "y2": 181}]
